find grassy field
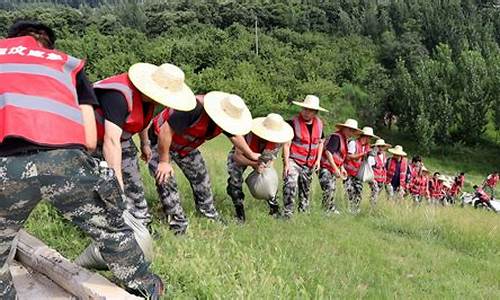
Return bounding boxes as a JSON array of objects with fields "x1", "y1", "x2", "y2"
[{"x1": 25, "y1": 137, "x2": 500, "y2": 299}]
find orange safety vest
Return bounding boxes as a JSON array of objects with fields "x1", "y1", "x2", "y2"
[
  {"x1": 373, "y1": 152, "x2": 387, "y2": 183},
  {"x1": 385, "y1": 157, "x2": 408, "y2": 189},
  {"x1": 0, "y1": 36, "x2": 86, "y2": 147},
  {"x1": 93, "y1": 73, "x2": 155, "y2": 141},
  {"x1": 345, "y1": 140, "x2": 371, "y2": 177},
  {"x1": 320, "y1": 132, "x2": 347, "y2": 174},
  {"x1": 153, "y1": 95, "x2": 222, "y2": 157},
  {"x1": 289, "y1": 115, "x2": 323, "y2": 168}
]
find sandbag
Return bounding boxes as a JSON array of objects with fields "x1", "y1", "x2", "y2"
[
  {"x1": 74, "y1": 210, "x2": 153, "y2": 270},
  {"x1": 356, "y1": 159, "x2": 374, "y2": 182},
  {"x1": 245, "y1": 167, "x2": 279, "y2": 200}
]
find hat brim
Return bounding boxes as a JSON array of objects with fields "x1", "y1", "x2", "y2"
[
  {"x1": 361, "y1": 133, "x2": 380, "y2": 139},
  {"x1": 128, "y1": 63, "x2": 196, "y2": 111},
  {"x1": 372, "y1": 143, "x2": 392, "y2": 148},
  {"x1": 292, "y1": 101, "x2": 328, "y2": 112},
  {"x1": 388, "y1": 148, "x2": 407, "y2": 156},
  {"x1": 335, "y1": 123, "x2": 363, "y2": 134},
  {"x1": 203, "y1": 91, "x2": 253, "y2": 136},
  {"x1": 251, "y1": 117, "x2": 294, "y2": 143}
]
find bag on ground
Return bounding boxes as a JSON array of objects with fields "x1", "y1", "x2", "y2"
[
  {"x1": 245, "y1": 167, "x2": 279, "y2": 200},
  {"x1": 357, "y1": 159, "x2": 374, "y2": 182},
  {"x1": 74, "y1": 210, "x2": 153, "y2": 269}
]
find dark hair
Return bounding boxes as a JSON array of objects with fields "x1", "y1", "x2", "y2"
[
  {"x1": 433, "y1": 172, "x2": 440, "y2": 176},
  {"x1": 473, "y1": 185, "x2": 478, "y2": 189},
  {"x1": 459, "y1": 172, "x2": 465, "y2": 176},
  {"x1": 7, "y1": 20, "x2": 56, "y2": 49},
  {"x1": 411, "y1": 155, "x2": 422, "y2": 163}
]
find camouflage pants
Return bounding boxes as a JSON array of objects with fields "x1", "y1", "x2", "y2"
[
  {"x1": 345, "y1": 176, "x2": 363, "y2": 213},
  {"x1": 0, "y1": 149, "x2": 156, "y2": 299},
  {"x1": 148, "y1": 147, "x2": 219, "y2": 233},
  {"x1": 94, "y1": 139, "x2": 151, "y2": 225},
  {"x1": 386, "y1": 184, "x2": 404, "y2": 201},
  {"x1": 318, "y1": 168, "x2": 338, "y2": 212},
  {"x1": 369, "y1": 181, "x2": 384, "y2": 207},
  {"x1": 226, "y1": 150, "x2": 279, "y2": 209},
  {"x1": 283, "y1": 159, "x2": 313, "y2": 217}
]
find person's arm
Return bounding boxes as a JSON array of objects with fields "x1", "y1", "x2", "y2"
[
  {"x1": 282, "y1": 141, "x2": 291, "y2": 176},
  {"x1": 102, "y1": 121, "x2": 124, "y2": 189},
  {"x1": 80, "y1": 104, "x2": 97, "y2": 152},
  {"x1": 325, "y1": 150, "x2": 341, "y2": 177},
  {"x1": 156, "y1": 121, "x2": 175, "y2": 183},
  {"x1": 313, "y1": 139, "x2": 324, "y2": 170},
  {"x1": 139, "y1": 123, "x2": 152, "y2": 162},
  {"x1": 233, "y1": 149, "x2": 260, "y2": 169},
  {"x1": 229, "y1": 135, "x2": 260, "y2": 161}
]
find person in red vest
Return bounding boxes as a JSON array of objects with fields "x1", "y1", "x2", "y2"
[
  {"x1": 226, "y1": 113, "x2": 294, "y2": 221},
  {"x1": 282, "y1": 95, "x2": 327, "y2": 218},
  {"x1": 319, "y1": 119, "x2": 362, "y2": 214},
  {"x1": 449, "y1": 172, "x2": 465, "y2": 201},
  {"x1": 473, "y1": 185, "x2": 498, "y2": 212},
  {"x1": 482, "y1": 171, "x2": 498, "y2": 198},
  {"x1": 419, "y1": 166, "x2": 431, "y2": 203},
  {"x1": 368, "y1": 139, "x2": 391, "y2": 207},
  {"x1": 148, "y1": 91, "x2": 256, "y2": 234},
  {"x1": 344, "y1": 126, "x2": 378, "y2": 213},
  {"x1": 92, "y1": 62, "x2": 196, "y2": 226},
  {"x1": 385, "y1": 145, "x2": 411, "y2": 201},
  {"x1": 428, "y1": 172, "x2": 445, "y2": 204},
  {"x1": 0, "y1": 21, "x2": 162, "y2": 299}
]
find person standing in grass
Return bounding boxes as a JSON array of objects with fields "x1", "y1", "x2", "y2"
[
  {"x1": 319, "y1": 119, "x2": 362, "y2": 214},
  {"x1": 368, "y1": 139, "x2": 391, "y2": 207},
  {"x1": 344, "y1": 127, "x2": 378, "y2": 213},
  {"x1": 449, "y1": 172, "x2": 465, "y2": 200},
  {"x1": 385, "y1": 145, "x2": 411, "y2": 201},
  {"x1": 282, "y1": 95, "x2": 327, "y2": 218},
  {"x1": 482, "y1": 171, "x2": 498, "y2": 198},
  {"x1": 148, "y1": 91, "x2": 256, "y2": 234},
  {"x1": 226, "y1": 113, "x2": 294, "y2": 221},
  {"x1": 91, "y1": 62, "x2": 196, "y2": 226},
  {"x1": 429, "y1": 172, "x2": 444, "y2": 204},
  {"x1": 0, "y1": 21, "x2": 163, "y2": 299}
]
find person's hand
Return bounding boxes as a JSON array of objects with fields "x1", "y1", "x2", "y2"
[
  {"x1": 156, "y1": 161, "x2": 174, "y2": 184},
  {"x1": 340, "y1": 168, "x2": 348, "y2": 179},
  {"x1": 334, "y1": 169, "x2": 341, "y2": 178},
  {"x1": 313, "y1": 160, "x2": 320, "y2": 172},
  {"x1": 249, "y1": 151, "x2": 261, "y2": 161},
  {"x1": 283, "y1": 162, "x2": 290, "y2": 177},
  {"x1": 140, "y1": 144, "x2": 152, "y2": 162}
]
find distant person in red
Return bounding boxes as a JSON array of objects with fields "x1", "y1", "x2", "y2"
[
  {"x1": 449, "y1": 172, "x2": 465, "y2": 200},
  {"x1": 473, "y1": 185, "x2": 498, "y2": 212},
  {"x1": 482, "y1": 171, "x2": 498, "y2": 198},
  {"x1": 428, "y1": 172, "x2": 444, "y2": 204}
]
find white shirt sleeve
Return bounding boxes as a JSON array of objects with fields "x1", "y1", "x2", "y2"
[
  {"x1": 367, "y1": 156, "x2": 375, "y2": 166},
  {"x1": 347, "y1": 140, "x2": 357, "y2": 154}
]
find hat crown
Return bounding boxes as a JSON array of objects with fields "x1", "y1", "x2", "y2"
[
  {"x1": 374, "y1": 139, "x2": 385, "y2": 145},
  {"x1": 221, "y1": 94, "x2": 245, "y2": 118},
  {"x1": 344, "y1": 119, "x2": 358, "y2": 128},
  {"x1": 262, "y1": 113, "x2": 284, "y2": 131},
  {"x1": 152, "y1": 63, "x2": 184, "y2": 92},
  {"x1": 394, "y1": 145, "x2": 403, "y2": 151},
  {"x1": 304, "y1": 95, "x2": 320, "y2": 106},
  {"x1": 362, "y1": 126, "x2": 374, "y2": 136}
]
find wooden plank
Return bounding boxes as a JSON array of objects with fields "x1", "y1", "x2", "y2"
[{"x1": 15, "y1": 230, "x2": 142, "y2": 300}]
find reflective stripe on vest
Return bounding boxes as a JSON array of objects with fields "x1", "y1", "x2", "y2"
[
  {"x1": 373, "y1": 152, "x2": 386, "y2": 182},
  {"x1": 93, "y1": 82, "x2": 133, "y2": 109},
  {"x1": 289, "y1": 116, "x2": 323, "y2": 167}
]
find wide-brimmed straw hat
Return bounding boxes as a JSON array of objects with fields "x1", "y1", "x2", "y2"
[
  {"x1": 335, "y1": 118, "x2": 363, "y2": 134},
  {"x1": 203, "y1": 91, "x2": 253, "y2": 136},
  {"x1": 252, "y1": 113, "x2": 294, "y2": 143},
  {"x1": 372, "y1": 138, "x2": 391, "y2": 148},
  {"x1": 292, "y1": 95, "x2": 328, "y2": 112},
  {"x1": 128, "y1": 63, "x2": 196, "y2": 111},
  {"x1": 388, "y1": 145, "x2": 407, "y2": 156},
  {"x1": 360, "y1": 126, "x2": 379, "y2": 139},
  {"x1": 421, "y1": 165, "x2": 430, "y2": 173}
]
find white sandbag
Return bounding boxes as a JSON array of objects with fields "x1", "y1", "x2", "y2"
[
  {"x1": 356, "y1": 159, "x2": 374, "y2": 182},
  {"x1": 491, "y1": 200, "x2": 500, "y2": 212},
  {"x1": 245, "y1": 167, "x2": 279, "y2": 200},
  {"x1": 75, "y1": 210, "x2": 153, "y2": 270}
]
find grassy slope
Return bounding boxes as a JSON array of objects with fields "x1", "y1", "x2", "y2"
[{"x1": 25, "y1": 137, "x2": 500, "y2": 299}]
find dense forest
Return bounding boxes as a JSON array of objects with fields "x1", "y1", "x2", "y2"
[{"x1": 1, "y1": 0, "x2": 499, "y2": 152}]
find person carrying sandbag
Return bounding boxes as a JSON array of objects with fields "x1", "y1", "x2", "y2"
[{"x1": 226, "y1": 113, "x2": 294, "y2": 222}]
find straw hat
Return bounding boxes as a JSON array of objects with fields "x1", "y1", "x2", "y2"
[
  {"x1": 360, "y1": 126, "x2": 379, "y2": 139},
  {"x1": 388, "y1": 145, "x2": 407, "y2": 156},
  {"x1": 252, "y1": 113, "x2": 294, "y2": 143},
  {"x1": 203, "y1": 91, "x2": 253, "y2": 136},
  {"x1": 372, "y1": 138, "x2": 391, "y2": 148},
  {"x1": 128, "y1": 63, "x2": 196, "y2": 111},
  {"x1": 335, "y1": 118, "x2": 363, "y2": 134},
  {"x1": 421, "y1": 165, "x2": 429, "y2": 173},
  {"x1": 292, "y1": 95, "x2": 328, "y2": 112}
]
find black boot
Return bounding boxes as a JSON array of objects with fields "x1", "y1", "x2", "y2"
[
  {"x1": 268, "y1": 204, "x2": 281, "y2": 217},
  {"x1": 235, "y1": 204, "x2": 246, "y2": 223}
]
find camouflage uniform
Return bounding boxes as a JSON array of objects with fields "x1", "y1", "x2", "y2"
[
  {"x1": 148, "y1": 146, "x2": 219, "y2": 234},
  {"x1": 94, "y1": 139, "x2": 151, "y2": 226},
  {"x1": 0, "y1": 149, "x2": 159, "y2": 299},
  {"x1": 369, "y1": 181, "x2": 384, "y2": 207},
  {"x1": 345, "y1": 176, "x2": 363, "y2": 214},
  {"x1": 283, "y1": 159, "x2": 313, "y2": 217},
  {"x1": 226, "y1": 149, "x2": 280, "y2": 217},
  {"x1": 318, "y1": 168, "x2": 338, "y2": 212}
]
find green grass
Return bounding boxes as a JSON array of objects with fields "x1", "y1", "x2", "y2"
[{"x1": 25, "y1": 138, "x2": 500, "y2": 299}]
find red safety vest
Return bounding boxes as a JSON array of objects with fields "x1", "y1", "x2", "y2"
[
  {"x1": 153, "y1": 95, "x2": 222, "y2": 157},
  {"x1": 449, "y1": 175, "x2": 464, "y2": 196},
  {"x1": 485, "y1": 174, "x2": 499, "y2": 188},
  {"x1": 476, "y1": 187, "x2": 491, "y2": 202},
  {"x1": 345, "y1": 140, "x2": 371, "y2": 177},
  {"x1": 373, "y1": 152, "x2": 387, "y2": 183},
  {"x1": 0, "y1": 36, "x2": 86, "y2": 147},
  {"x1": 420, "y1": 176, "x2": 430, "y2": 197},
  {"x1": 320, "y1": 132, "x2": 347, "y2": 174},
  {"x1": 289, "y1": 115, "x2": 323, "y2": 168},
  {"x1": 245, "y1": 133, "x2": 277, "y2": 154},
  {"x1": 385, "y1": 157, "x2": 408, "y2": 189},
  {"x1": 93, "y1": 73, "x2": 155, "y2": 141},
  {"x1": 429, "y1": 178, "x2": 443, "y2": 199}
]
